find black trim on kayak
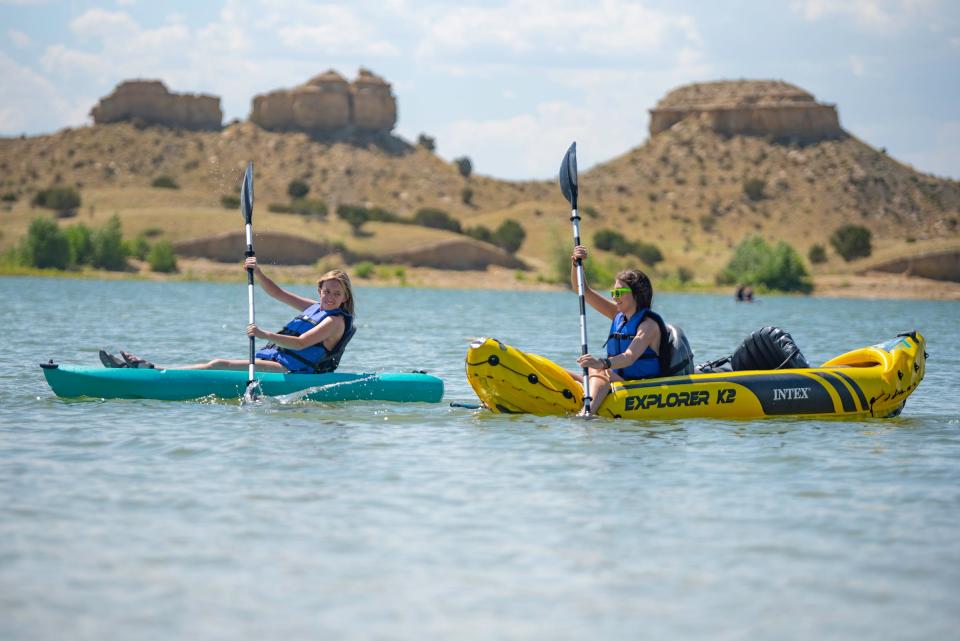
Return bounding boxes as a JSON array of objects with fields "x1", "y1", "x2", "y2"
[
  {"x1": 39, "y1": 361, "x2": 59, "y2": 369},
  {"x1": 831, "y1": 369, "x2": 868, "y2": 412},
  {"x1": 811, "y1": 371, "x2": 857, "y2": 413},
  {"x1": 618, "y1": 373, "x2": 837, "y2": 415}
]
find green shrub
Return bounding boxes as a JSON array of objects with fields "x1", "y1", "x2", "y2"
[
  {"x1": 413, "y1": 208, "x2": 461, "y2": 233},
  {"x1": 493, "y1": 219, "x2": 526, "y2": 254},
  {"x1": 417, "y1": 134, "x2": 436, "y2": 152},
  {"x1": 287, "y1": 179, "x2": 309, "y2": 199},
  {"x1": 633, "y1": 241, "x2": 663, "y2": 266},
  {"x1": 354, "y1": 262, "x2": 375, "y2": 279},
  {"x1": 465, "y1": 225, "x2": 494, "y2": 244},
  {"x1": 64, "y1": 224, "x2": 94, "y2": 266},
  {"x1": 21, "y1": 217, "x2": 69, "y2": 269},
  {"x1": 129, "y1": 234, "x2": 150, "y2": 261},
  {"x1": 593, "y1": 228, "x2": 663, "y2": 265},
  {"x1": 337, "y1": 204, "x2": 371, "y2": 234},
  {"x1": 582, "y1": 206, "x2": 599, "y2": 219},
  {"x1": 743, "y1": 177, "x2": 766, "y2": 201},
  {"x1": 268, "y1": 202, "x2": 293, "y2": 213},
  {"x1": 151, "y1": 175, "x2": 179, "y2": 189},
  {"x1": 461, "y1": 187, "x2": 474, "y2": 206},
  {"x1": 454, "y1": 156, "x2": 472, "y2": 179},
  {"x1": 830, "y1": 224, "x2": 872, "y2": 261},
  {"x1": 143, "y1": 227, "x2": 164, "y2": 238},
  {"x1": 289, "y1": 199, "x2": 328, "y2": 218},
  {"x1": 808, "y1": 243, "x2": 827, "y2": 264},
  {"x1": 90, "y1": 215, "x2": 128, "y2": 270},
  {"x1": 699, "y1": 214, "x2": 716, "y2": 232},
  {"x1": 1, "y1": 192, "x2": 17, "y2": 202},
  {"x1": 677, "y1": 266, "x2": 694, "y2": 284},
  {"x1": 221, "y1": 194, "x2": 240, "y2": 209},
  {"x1": 551, "y1": 237, "x2": 615, "y2": 287},
  {"x1": 594, "y1": 229, "x2": 632, "y2": 255},
  {"x1": 718, "y1": 235, "x2": 812, "y2": 293},
  {"x1": 32, "y1": 186, "x2": 81, "y2": 212},
  {"x1": 147, "y1": 240, "x2": 178, "y2": 273}
]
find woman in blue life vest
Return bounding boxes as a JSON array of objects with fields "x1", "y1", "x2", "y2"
[
  {"x1": 100, "y1": 257, "x2": 355, "y2": 372},
  {"x1": 570, "y1": 244, "x2": 662, "y2": 415}
]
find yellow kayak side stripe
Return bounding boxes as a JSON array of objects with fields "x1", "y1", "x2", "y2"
[
  {"x1": 830, "y1": 369, "x2": 870, "y2": 413},
  {"x1": 806, "y1": 371, "x2": 857, "y2": 413}
]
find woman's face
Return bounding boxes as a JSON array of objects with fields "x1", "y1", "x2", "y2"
[
  {"x1": 318, "y1": 279, "x2": 347, "y2": 310},
  {"x1": 612, "y1": 279, "x2": 637, "y2": 316}
]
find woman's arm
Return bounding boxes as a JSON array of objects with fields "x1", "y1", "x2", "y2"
[
  {"x1": 244, "y1": 257, "x2": 315, "y2": 311},
  {"x1": 570, "y1": 245, "x2": 618, "y2": 319},
  {"x1": 247, "y1": 315, "x2": 345, "y2": 351}
]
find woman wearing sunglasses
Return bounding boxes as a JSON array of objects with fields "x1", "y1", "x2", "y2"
[
  {"x1": 570, "y1": 244, "x2": 668, "y2": 415},
  {"x1": 99, "y1": 257, "x2": 355, "y2": 373}
]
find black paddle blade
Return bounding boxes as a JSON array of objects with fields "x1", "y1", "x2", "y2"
[
  {"x1": 558, "y1": 142, "x2": 578, "y2": 209},
  {"x1": 240, "y1": 161, "x2": 254, "y2": 224}
]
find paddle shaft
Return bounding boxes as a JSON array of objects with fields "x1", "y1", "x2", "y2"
[
  {"x1": 570, "y1": 208, "x2": 592, "y2": 413},
  {"x1": 245, "y1": 224, "x2": 256, "y2": 387}
]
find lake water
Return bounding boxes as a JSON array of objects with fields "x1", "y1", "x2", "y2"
[{"x1": 2, "y1": 276, "x2": 959, "y2": 641}]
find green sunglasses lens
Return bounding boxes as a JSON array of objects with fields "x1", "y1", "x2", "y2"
[{"x1": 610, "y1": 287, "x2": 631, "y2": 298}]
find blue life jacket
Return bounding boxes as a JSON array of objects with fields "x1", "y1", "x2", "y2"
[
  {"x1": 256, "y1": 305, "x2": 354, "y2": 374},
  {"x1": 605, "y1": 308, "x2": 665, "y2": 380}
]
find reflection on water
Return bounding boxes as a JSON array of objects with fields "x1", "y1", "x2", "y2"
[{"x1": 1, "y1": 276, "x2": 959, "y2": 641}]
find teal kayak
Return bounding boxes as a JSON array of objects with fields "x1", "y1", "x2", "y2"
[{"x1": 40, "y1": 363, "x2": 444, "y2": 403}]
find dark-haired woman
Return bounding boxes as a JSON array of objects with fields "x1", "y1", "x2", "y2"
[{"x1": 570, "y1": 245, "x2": 665, "y2": 415}]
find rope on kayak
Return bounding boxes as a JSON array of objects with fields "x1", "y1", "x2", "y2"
[{"x1": 466, "y1": 355, "x2": 576, "y2": 400}]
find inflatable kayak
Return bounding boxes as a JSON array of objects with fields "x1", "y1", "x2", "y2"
[
  {"x1": 465, "y1": 331, "x2": 926, "y2": 419},
  {"x1": 40, "y1": 363, "x2": 444, "y2": 403}
]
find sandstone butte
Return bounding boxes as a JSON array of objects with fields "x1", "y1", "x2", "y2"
[{"x1": 4, "y1": 77, "x2": 960, "y2": 296}]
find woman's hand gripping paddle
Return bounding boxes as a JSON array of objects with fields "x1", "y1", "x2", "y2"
[
  {"x1": 559, "y1": 142, "x2": 592, "y2": 415},
  {"x1": 240, "y1": 162, "x2": 260, "y2": 401}
]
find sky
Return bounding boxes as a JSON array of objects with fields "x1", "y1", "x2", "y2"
[{"x1": 1, "y1": 0, "x2": 958, "y2": 181}]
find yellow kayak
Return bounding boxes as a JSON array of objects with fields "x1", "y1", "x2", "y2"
[{"x1": 465, "y1": 332, "x2": 926, "y2": 419}]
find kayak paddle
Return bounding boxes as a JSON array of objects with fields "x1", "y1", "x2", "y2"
[
  {"x1": 240, "y1": 161, "x2": 259, "y2": 401},
  {"x1": 559, "y1": 142, "x2": 591, "y2": 415}
]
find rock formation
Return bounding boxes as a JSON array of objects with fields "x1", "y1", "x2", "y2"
[
  {"x1": 250, "y1": 68, "x2": 397, "y2": 138},
  {"x1": 91, "y1": 80, "x2": 222, "y2": 130},
  {"x1": 649, "y1": 80, "x2": 843, "y2": 143}
]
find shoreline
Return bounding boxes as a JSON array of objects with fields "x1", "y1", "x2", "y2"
[{"x1": 3, "y1": 260, "x2": 960, "y2": 300}]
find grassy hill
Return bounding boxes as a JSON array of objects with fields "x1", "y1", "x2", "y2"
[{"x1": 2, "y1": 118, "x2": 959, "y2": 287}]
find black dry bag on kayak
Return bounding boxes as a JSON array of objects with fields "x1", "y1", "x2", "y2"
[{"x1": 697, "y1": 326, "x2": 809, "y2": 373}]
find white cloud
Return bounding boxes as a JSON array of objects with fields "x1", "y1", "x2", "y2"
[
  {"x1": 7, "y1": 29, "x2": 31, "y2": 48},
  {"x1": 789, "y1": 0, "x2": 940, "y2": 32},
  {"x1": 849, "y1": 55, "x2": 866, "y2": 76},
  {"x1": 275, "y1": 4, "x2": 400, "y2": 56},
  {"x1": 69, "y1": 9, "x2": 139, "y2": 41},
  {"x1": 0, "y1": 52, "x2": 83, "y2": 132},
  {"x1": 415, "y1": 0, "x2": 700, "y2": 60}
]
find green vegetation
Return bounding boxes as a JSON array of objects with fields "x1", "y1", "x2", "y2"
[
  {"x1": 64, "y1": 224, "x2": 94, "y2": 265},
  {"x1": 808, "y1": 243, "x2": 827, "y2": 264},
  {"x1": 336, "y1": 204, "x2": 399, "y2": 235},
  {"x1": 582, "y1": 206, "x2": 599, "y2": 219},
  {"x1": 91, "y1": 215, "x2": 129, "y2": 270},
  {"x1": 551, "y1": 237, "x2": 615, "y2": 288},
  {"x1": 717, "y1": 235, "x2": 812, "y2": 293},
  {"x1": 830, "y1": 224, "x2": 872, "y2": 261},
  {"x1": 147, "y1": 240, "x2": 178, "y2": 273},
  {"x1": 465, "y1": 225, "x2": 494, "y2": 244},
  {"x1": 743, "y1": 177, "x2": 766, "y2": 201},
  {"x1": 354, "y1": 261, "x2": 375, "y2": 279},
  {"x1": 493, "y1": 220, "x2": 526, "y2": 254},
  {"x1": 461, "y1": 187, "x2": 474, "y2": 206},
  {"x1": 221, "y1": 194, "x2": 240, "y2": 209},
  {"x1": 677, "y1": 266, "x2": 694, "y2": 284},
  {"x1": 1, "y1": 192, "x2": 17, "y2": 202},
  {"x1": 593, "y1": 229, "x2": 664, "y2": 266},
  {"x1": 21, "y1": 217, "x2": 70, "y2": 269},
  {"x1": 417, "y1": 134, "x2": 436, "y2": 152},
  {"x1": 454, "y1": 156, "x2": 472, "y2": 179},
  {"x1": 287, "y1": 179, "x2": 310, "y2": 199},
  {"x1": 128, "y1": 234, "x2": 150, "y2": 261},
  {"x1": 32, "y1": 186, "x2": 81, "y2": 213},
  {"x1": 151, "y1": 175, "x2": 179, "y2": 189},
  {"x1": 413, "y1": 208, "x2": 461, "y2": 233}
]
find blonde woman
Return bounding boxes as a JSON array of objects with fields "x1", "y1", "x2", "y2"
[{"x1": 100, "y1": 257, "x2": 356, "y2": 373}]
